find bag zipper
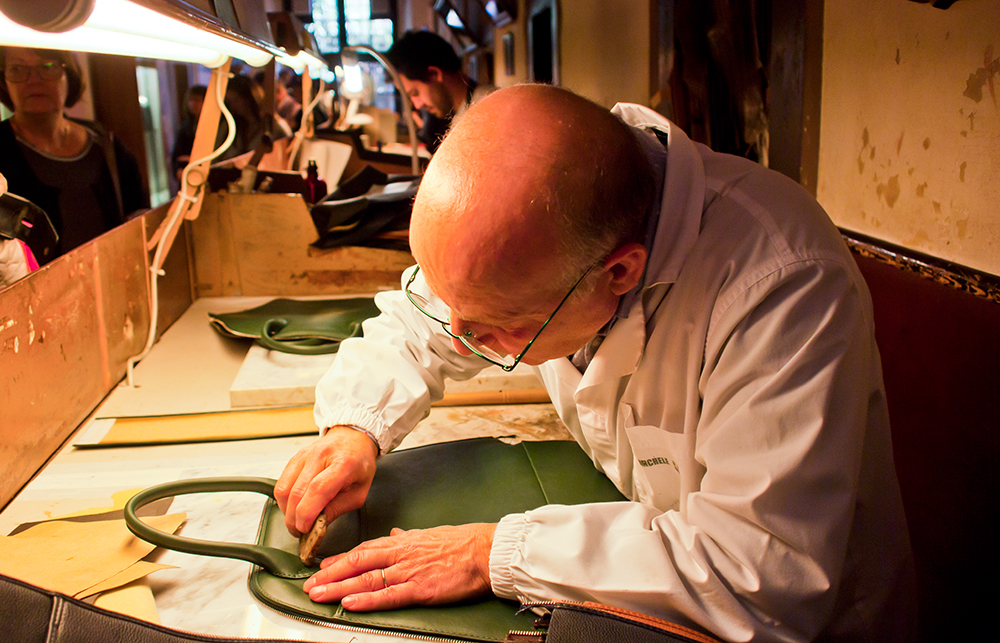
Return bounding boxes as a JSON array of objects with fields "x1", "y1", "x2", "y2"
[
  {"x1": 262, "y1": 608, "x2": 473, "y2": 642},
  {"x1": 247, "y1": 576, "x2": 475, "y2": 643}
]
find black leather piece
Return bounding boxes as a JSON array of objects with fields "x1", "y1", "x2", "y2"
[
  {"x1": 320, "y1": 165, "x2": 420, "y2": 202},
  {"x1": 0, "y1": 192, "x2": 59, "y2": 264},
  {"x1": 0, "y1": 573, "x2": 296, "y2": 643},
  {"x1": 309, "y1": 188, "x2": 416, "y2": 252},
  {"x1": 1, "y1": 573, "x2": 51, "y2": 643},
  {"x1": 545, "y1": 604, "x2": 714, "y2": 643},
  {"x1": 308, "y1": 166, "x2": 419, "y2": 253}
]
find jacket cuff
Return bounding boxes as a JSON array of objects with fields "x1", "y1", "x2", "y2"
[
  {"x1": 489, "y1": 513, "x2": 529, "y2": 600},
  {"x1": 315, "y1": 405, "x2": 393, "y2": 455}
]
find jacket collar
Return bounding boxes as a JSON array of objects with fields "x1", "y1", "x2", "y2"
[
  {"x1": 611, "y1": 103, "x2": 704, "y2": 289},
  {"x1": 578, "y1": 296, "x2": 647, "y2": 391},
  {"x1": 571, "y1": 106, "x2": 706, "y2": 390}
]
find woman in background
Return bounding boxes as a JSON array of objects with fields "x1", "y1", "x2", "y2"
[{"x1": 0, "y1": 47, "x2": 147, "y2": 263}]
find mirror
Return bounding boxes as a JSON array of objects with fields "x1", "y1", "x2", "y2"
[{"x1": 0, "y1": 0, "x2": 296, "y2": 291}]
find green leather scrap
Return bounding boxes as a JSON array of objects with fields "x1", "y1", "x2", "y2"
[{"x1": 208, "y1": 297, "x2": 380, "y2": 355}]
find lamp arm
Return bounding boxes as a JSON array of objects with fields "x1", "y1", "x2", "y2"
[
  {"x1": 343, "y1": 45, "x2": 420, "y2": 175},
  {"x1": 287, "y1": 76, "x2": 327, "y2": 170},
  {"x1": 126, "y1": 61, "x2": 236, "y2": 386}
]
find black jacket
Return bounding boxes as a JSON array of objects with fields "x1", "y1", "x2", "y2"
[{"x1": 0, "y1": 118, "x2": 148, "y2": 263}]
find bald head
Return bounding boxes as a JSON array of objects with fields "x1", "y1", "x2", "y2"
[{"x1": 410, "y1": 85, "x2": 655, "y2": 305}]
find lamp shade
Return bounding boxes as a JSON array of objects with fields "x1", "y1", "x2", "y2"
[
  {"x1": 268, "y1": 10, "x2": 328, "y2": 76},
  {"x1": 0, "y1": 0, "x2": 95, "y2": 33}
]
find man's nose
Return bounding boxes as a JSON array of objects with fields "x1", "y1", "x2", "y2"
[
  {"x1": 448, "y1": 317, "x2": 474, "y2": 355},
  {"x1": 451, "y1": 336, "x2": 474, "y2": 356}
]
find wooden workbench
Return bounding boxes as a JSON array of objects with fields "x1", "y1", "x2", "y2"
[
  {"x1": 1, "y1": 294, "x2": 567, "y2": 640},
  {"x1": 0, "y1": 195, "x2": 567, "y2": 640}
]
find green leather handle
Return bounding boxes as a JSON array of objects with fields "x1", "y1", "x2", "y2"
[
  {"x1": 258, "y1": 318, "x2": 342, "y2": 355},
  {"x1": 124, "y1": 477, "x2": 312, "y2": 579}
]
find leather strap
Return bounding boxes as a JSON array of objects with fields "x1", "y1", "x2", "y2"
[
  {"x1": 124, "y1": 476, "x2": 311, "y2": 579},
  {"x1": 258, "y1": 317, "x2": 352, "y2": 355}
]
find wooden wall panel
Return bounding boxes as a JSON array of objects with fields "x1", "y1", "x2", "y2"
[
  {"x1": 0, "y1": 205, "x2": 194, "y2": 509},
  {"x1": 0, "y1": 221, "x2": 148, "y2": 508},
  {"x1": 147, "y1": 204, "x2": 195, "y2": 336},
  {"x1": 189, "y1": 193, "x2": 414, "y2": 297}
]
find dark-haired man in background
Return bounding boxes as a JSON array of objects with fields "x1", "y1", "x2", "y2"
[{"x1": 386, "y1": 30, "x2": 494, "y2": 153}]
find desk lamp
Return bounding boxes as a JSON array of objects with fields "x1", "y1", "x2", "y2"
[
  {"x1": 268, "y1": 10, "x2": 329, "y2": 79},
  {"x1": 341, "y1": 45, "x2": 420, "y2": 175},
  {"x1": 337, "y1": 62, "x2": 375, "y2": 128},
  {"x1": 267, "y1": 10, "x2": 332, "y2": 169}
]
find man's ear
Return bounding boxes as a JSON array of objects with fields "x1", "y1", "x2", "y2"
[
  {"x1": 426, "y1": 66, "x2": 444, "y2": 83},
  {"x1": 602, "y1": 243, "x2": 648, "y2": 296}
]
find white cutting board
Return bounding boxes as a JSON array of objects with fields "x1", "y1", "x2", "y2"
[{"x1": 229, "y1": 344, "x2": 542, "y2": 408}]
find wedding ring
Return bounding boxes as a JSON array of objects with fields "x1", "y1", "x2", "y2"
[{"x1": 380, "y1": 568, "x2": 388, "y2": 589}]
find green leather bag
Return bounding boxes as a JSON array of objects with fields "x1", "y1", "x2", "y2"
[
  {"x1": 125, "y1": 438, "x2": 627, "y2": 642},
  {"x1": 207, "y1": 297, "x2": 381, "y2": 355}
]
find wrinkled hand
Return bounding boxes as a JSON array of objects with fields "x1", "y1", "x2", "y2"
[
  {"x1": 302, "y1": 523, "x2": 496, "y2": 611},
  {"x1": 274, "y1": 426, "x2": 379, "y2": 537}
]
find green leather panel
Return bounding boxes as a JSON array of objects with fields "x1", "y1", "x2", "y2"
[
  {"x1": 250, "y1": 438, "x2": 626, "y2": 641},
  {"x1": 522, "y1": 440, "x2": 629, "y2": 506}
]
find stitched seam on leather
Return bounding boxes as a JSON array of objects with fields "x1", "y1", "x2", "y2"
[
  {"x1": 47, "y1": 596, "x2": 63, "y2": 643},
  {"x1": 520, "y1": 443, "x2": 551, "y2": 506}
]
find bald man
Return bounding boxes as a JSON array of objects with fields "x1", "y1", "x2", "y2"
[{"x1": 275, "y1": 86, "x2": 916, "y2": 642}]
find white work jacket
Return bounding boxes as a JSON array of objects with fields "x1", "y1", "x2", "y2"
[{"x1": 314, "y1": 105, "x2": 916, "y2": 643}]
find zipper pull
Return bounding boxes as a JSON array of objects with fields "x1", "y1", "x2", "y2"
[{"x1": 506, "y1": 603, "x2": 551, "y2": 641}]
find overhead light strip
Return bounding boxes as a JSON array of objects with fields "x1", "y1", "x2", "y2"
[
  {"x1": 0, "y1": 12, "x2": 228, "y2": 66},
  {"x1": 0, "y1": 0, "x2": 274, "y2": 67},
  {"x1": 87, "y1": 0, "x2": 272, "y2": 67}
]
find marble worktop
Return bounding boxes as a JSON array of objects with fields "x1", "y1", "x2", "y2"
[
  {"x1": 1, "y1": 296, "x2": 569, "y2": 641},
  {"x1": 2, "y1": 412, "x2": 567, "y2": 640}
]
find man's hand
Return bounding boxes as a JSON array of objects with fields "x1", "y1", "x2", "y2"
[
  {"x1": 274, "y1": 426, "x2": 379, "y2": 537},
  {"x1": 302, "y1": 523, "x2": 496, "y2": 611}
]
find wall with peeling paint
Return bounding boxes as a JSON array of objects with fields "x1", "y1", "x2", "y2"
[{"x1": 817, "y1": 0, "x2": 1000, "y2": 276}]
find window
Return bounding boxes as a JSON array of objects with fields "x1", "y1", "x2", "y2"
[
  {"x1": 309, "y1": 0, "x2": 341, "y2": 54},
  {"x1": 135, "y1": 64, "x2": 170, "y2": 207},
  {"x1": 308, "y1": 0, "x2": 394, "y2": 54}
]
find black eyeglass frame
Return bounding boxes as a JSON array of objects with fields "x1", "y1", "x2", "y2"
[{"x1": 405, "y1": 264, "x2": 596, "y2": 372}]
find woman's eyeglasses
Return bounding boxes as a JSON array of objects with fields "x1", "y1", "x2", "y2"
[{"x1": 5, "y1": 62, "x2": 66, "y2": 84}]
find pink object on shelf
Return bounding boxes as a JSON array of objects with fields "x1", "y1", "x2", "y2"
[{"x1": 20, "y1": 240, "x2": 39, "y2": 272}]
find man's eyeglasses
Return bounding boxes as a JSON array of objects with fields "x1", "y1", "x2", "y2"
[
  {"x1": 405, "y1": 264, "x2": 596, "y2": 372},
  {"x1": 5, "y1": 62, "x2": 66, "y2": 84}
]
